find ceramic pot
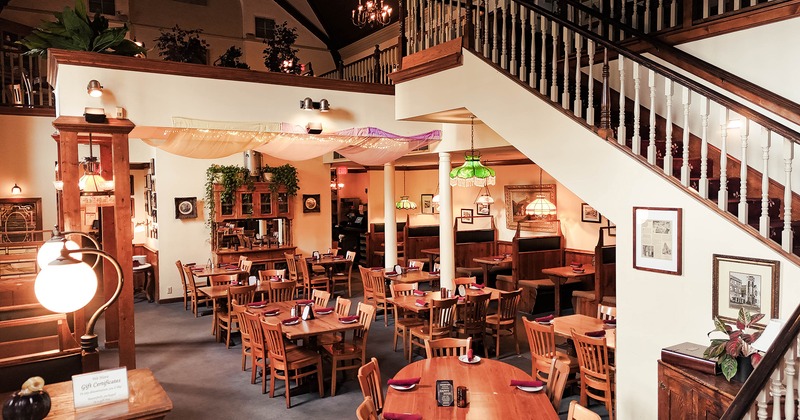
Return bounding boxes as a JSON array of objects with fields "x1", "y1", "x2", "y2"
[{"x1": 733, "y1": 355, "x2": 754, "y2": 383}]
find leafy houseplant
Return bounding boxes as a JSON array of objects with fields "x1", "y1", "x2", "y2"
[
  {"x1": 155, "y1": 25, "x2": 209, "y2": 64},
  {"x1": 704, "y1": 308, "x2": 764, "y2": 381},
  {"x1": 205, "y1": 165, "x2": 254, "y2": 223},
  {"x1": 263, "y1": 164, "x2": 299, "y2": 196},
  {"x1": 17, "y1": 0, "x2": 146, "y2": 56},
  {"x1": 262, "y1": 22, "x2": 300, "y2": 74},
  {"x1": 214, "y1": 46, "x2": 250, "y2": 69}
]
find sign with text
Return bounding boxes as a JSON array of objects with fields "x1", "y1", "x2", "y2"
[
  {"x1": 436, "y1": 380, "x2": 454, "y2": 407},
  {"x1": 72, "y1": 367, "x2": 129, "y2": 408}
]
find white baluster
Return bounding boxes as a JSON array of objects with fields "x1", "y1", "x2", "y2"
[
  {"x1": 562, "y1": 26, "x2": 570, "y2": 110},
  {"x1": 739, "y1": 119, "x2": 750, "y2": 224},
  {"x1": 501, "y1": 0, "x2": 508, "y2": 70},
  {"x1": 551, "y1": 22, "x2": 559, "y2": 102},
  {"x1": 520, "y1": 6, "x2": 527, "y2": 81},
  {"x1": 760, "y1": 129, "x2": 772, "y2": 237},
  {"x1": 456, "y1": 0, "x2": 461, "y2": 39},
  {"x1": 771, "y1": 369, "x2": 782, "y2": 420},
  {"x1": 703, "y1": 0, "x2": 710, "y2": 18},
  {"x1": 473, "y1": 0, "x2": 480, "y2": 53},
  {"x1": 664, "y1": 79, "x2": 674, "y2": 175},
  {"x1": 647, "y1": 69, "x2": 656, "y2": 164},
  {"x1": 587, "y1": 39, "x2": 595, "y2": 125},
  {"x1": 719, "y1": 108, "x2": 730, "y2": 210},
  {"x1": 785, "y1": 340, "x2": 796, "y2": 420},
  {"x1": 632, "y1": 62, "x2": 642, "y2": 156},
  {"x1": 699, "y1": 96, "x2": 710, "y2": 197},
  {"x1": 540, "y1": 15, "x2": 548, "y2": 95},
  {"x1": 644, "y1": 0, "x2": 652, "y2": 32},
  {"x1": 510, "y1": 1, "x2": 517, "y2": 76},
  {"x1": 680, "y1": 87, "x2": 691, "y2": 187},
  {"x1": 633, "y1": 0, "x2": 640, "y2": 30},
  {"x1": 484, "y1": 0, "x2": 490, "y2": 57},
  {"x1": 782, "y1": 137, "x2": 794, "y2": 252},
  {"x1": 670, "y1": 0, "x2": 677, "y2": 28},
  {"x1": 493, "y1": 0, "x2": 499, "y2": 63},
  {"x1": 529, "y1": 10, "x2": 537, "y2": 88},
  {"x1": 756, "y1": 387, "x2": 768, "y2": 420},
  {"x1": 618, "y1": 56, "x2": 627, "y2": 146},
  {"x1": 657, "y1": 0, "x2": 664, "y2": 31},
  {"x1": 717, "y1": 0, "x2": 724, "y2": 15},
  {"x1": 620, "y1": 0, "x2": 627, "y2": 40},
  {"x1": 573, "y1": 33, "x2": 583, "y2": 118},
  {"x1": 733, "y1": 0, "x2": 741, "y2": 11}
]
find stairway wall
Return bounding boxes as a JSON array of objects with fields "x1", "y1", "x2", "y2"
[{"x1": 396, "y1": 50, "x2": 800, "y2": 419}]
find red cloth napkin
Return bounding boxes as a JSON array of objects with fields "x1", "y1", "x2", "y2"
[
  {"x1": 535, "y1": 314, "x2": 554, "y2": 323},
  {"x1": 315, "y1": 307, "x2": 334, "y2": 314},
  {"x1": 296, "y1": 299, "x2": 313, "y2": 305},
  {"x1": 470, "y1": 283, "x2": 485, "y2": 289},
  {"x1": 415, "y1": 299, "x2": 428, "y2": 306},
  {"x1": 247, "y1": 301, "x2": 267, "y2": 307},
  {"x1": 467, "y1": 349, "x2": 474, "y2": 361},
  {"x1": 263, "y1": 309, "x2": 279, "y2": 316},
  {"x1": 270, "y1": 276, "x2": 282, "y2": 282},
  {"x1": 570, "y1": 262, "x2": 582, "y2": 267},
  {"x1": 282, "y1": 317, "x2": 299, "y2": 325},
  {"x1": 457, "y1": 296, "x2": 465, "y2": 302},
  {"x1": 339, "y1": 315, "x2": 359, "y2": 323},
  {"x1": 412, "y1": 290, "x2": 426, "y2": 296},
  {"x1": 387, "y1": 377, "x2": 421, "y2": 386},
  {"x1": 603, "y1": 319, "x2": 617, "y2": 325},
  {"x1": 586, "y1": 330, "x2": 606, "y2": 337},
  {"x1": 382, "y1": 413, "x2": 422, "y2": 420},
  {"x1": 510, "y1": 379, "x2": 543, "y2": 387}
]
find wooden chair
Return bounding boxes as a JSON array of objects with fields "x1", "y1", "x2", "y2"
[
  {"x1": 268, "y1": 281, "x2": 296, "y2": 303},
  {"x1": 318, "y1": 297, "x2": 353, "y2": 346},
  {"x1": 322, "y1": 302, "x2": 376, "y2": 396},
  {"x1": 567, "y1": 400, "x2": 601, "y2": 420},
  {"x1": 261, "y1": 319, "x2": 325, "y2": 408},
  {"x1": 183, "y1": 265, "x2": 211, "y2": 317},
  {"x1": 210, "y1": 273, "x2": 237, "y2": 286},
  {"x1": 408, "y1": 297, "x2": 458, "y2": 362},
  {"x1": 368, "y1": 268, "x2": 392, "y2": 326},
  {"x1": 571, "y1": 329, "x2": 614, "y2": 420},
  {"x1": 486, "y1": 288, "x2": 522, "y2": 357},
  {"x1": 408, "y1": 259, "x2": 424, "y2": 269},
  {"x1": 237, "y1": 255, "x2": 248, "y2": 268},
  {"x1": 242, "y1": 311, "x2": 268, "y2": 392},
  {"x1": 358, "y1": 266, "x2": 375, "y2": 305},
  {"x1": 390, "y1": 283, "x2": 424, "y2": 359},
  {"x1": 216, "y1": 285, "x2": 255, "y2": 348},
  {"x1": 284, "y1": 252, "x2": 302, "y2": 292},
  {"x1": 298, "y1": 255, "x2": 330, "y2": 299},
  {"x1": 312, "y1": 289, "x2": 331, "y2": 307},
  {"x1": 240, "y1": 259, "x2": 253, "y2": 279},
  {"x1": 175, "y1": 260, "x2": 192, "y2": 310},
  {"x1": 331, "y1": 251, "x2": 356, "y2": 297},
  {"x1": 334, "y1": 296, "x2": 352, "y2": 316},
  {"x1": 523, "y1": 317, "x2": 578, "y2": 382},
  {"x1": 356, "y1": 396, "x2": 379, "y2": 420},
  {"x1": 231, "y1": 303, "x2": 252, "y2": 372},
  {"x1": 455, "y1": 292, "x2": 491, "y2": 358},
  {"x1": 454, "y1": 276, "x2": 476, "y2": 286},
  {"x1": 357, "y1": 357, "x2": 384, "y2": 414},
  {"x1": 597, "y1": 304, "x2": 616, "y2": 321},
  {"x1": 546, "y1": 357, "x2": 571, "y2": 411},
  {"x1": 425, "y1": 337, "x2": 471, "y2": 358},
  {"x1": 258, "y1": 269, "x2": 285, "y2": 283}
]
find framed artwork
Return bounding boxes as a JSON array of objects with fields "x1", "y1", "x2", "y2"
[
  {"x1": 421, "y1": 194, "x2": 434, "y2": 214},
  {"x1": 712, "y1": 254, "x2": 779, "y2": 327},
  {"x1": 175, "y1": 197, "x2": 197, "y2": 219},
  {"x1": 504, "y1": 184, "x2": 558, "y2": 233},
  {"x1": 303, "y1": 194, "x2": 321, "y2": 213},
  {"x1": 607, "y1": 219, "x2": 616, "y2": 237},
  {"x1": 633, "y1": 207, "x2": 682, "y2": 275},
  {"x1": 581, "y1": 203, "x2": 601, "y2": 223},
  {"x1": 476, "y1": 202, "x2": 491, "y2": 215},
  {"x1": 460, "y1": 208, "x2": 473, "y2": 224}
]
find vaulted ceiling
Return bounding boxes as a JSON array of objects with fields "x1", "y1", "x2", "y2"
[{"x1": 288, "y1": 0, "x2": 397, "y2": 50}]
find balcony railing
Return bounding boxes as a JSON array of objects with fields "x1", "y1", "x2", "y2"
[
  {"x1": 319, "y1": 45, "x2": 399, "y2": 84},
  {"x1": 1, "y1": 46, "x2": 53, "y2": 110}
]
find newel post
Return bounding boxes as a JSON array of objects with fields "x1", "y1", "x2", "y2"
[
  {"x1": 463, "y1": 0, "x2": 475, "y2": 50},
  {"x1": 597, "y1": 47, "x2": 613, "y2": 140},
  {"x1": 398, "y1": 0, "x2": 407, "y2": 69},
  {"x1": 372, "y1": 44, "x2": 381, "y2": 83}
]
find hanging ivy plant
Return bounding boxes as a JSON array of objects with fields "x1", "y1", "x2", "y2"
[
  {"x1": 263, "y1": 164, "x2": 299, "y2": 196},
  {"x1": 204, "y1": 165, "x2": 254, "y2": 223}
]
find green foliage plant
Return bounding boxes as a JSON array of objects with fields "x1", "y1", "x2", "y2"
[
  {"x1": 704, "y1": 308, "x2": 764, "y2": 381},
  {"x1": 155, "y1": 25, "x2": 209, "y2": 64},
  {"x1": 263, "y1": 164, "x2": 299, "y2": 196},
  {"x1": 205, "y1": 165, "x2": 254, "y2": 224},
  {"x1": 262, "y1": 22, "x2": 300, "y2": 74},
  {"x1": 17, "y1": 0, "x2": 146, "y2": 56},
  {"x1": 214, "y1": 46, "x2": 250, "y2": 69}
]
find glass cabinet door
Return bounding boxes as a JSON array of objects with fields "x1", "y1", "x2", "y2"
[
  {"x1": 240, "y1": 192, "x2": 254, "y2": 216},
  {"x1": 259, "y1": 192, "x2": 273, "y2": 216},
  {"x1": 220, "y1": 197, "x2": 234, "y2": 218},
  {"x1": 277, "y1": 192, "x2": 289, "y2": 215}
]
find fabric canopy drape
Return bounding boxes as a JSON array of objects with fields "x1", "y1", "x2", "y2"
[{"x1": 129, "y1": 117, "x2": 441, "y2": 166}]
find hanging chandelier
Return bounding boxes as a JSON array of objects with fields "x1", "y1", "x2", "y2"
[
  {"x1": 431, "y1": 183, "x2": 440, "y2": 204},
  {"x1": 352, "y1": 0, "x2": 392, "y2": 28},
  {"x1": 450, "y1": 116, "x2": 496, "y2": 187},
  {"x1": 395, "y1": 168, "x2": 417, "y2": 210},
  {"x1": 54, "y1": 133, "x2": 114, "y2": 194},
  {"x1": 474, "y1": 185, "x2": 495, "y2": 204},
  {"x1": 525, "y1": 168, "x2": 556, "y2": 218}
]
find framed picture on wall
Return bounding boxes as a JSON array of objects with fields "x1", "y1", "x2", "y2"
[
  {"x1": 712, "y1": 254, "x2": 779, "y2": 327},
  {"x1": 607, "y1": 219, "x2": 616, "y2": 237},
  {"x1": 421, "y1": 194, "x2": 434, "y2": 214},
  {"x1": 303, "y1": 194, "x2": 321, "y2": 213},
  {"x1": 476, "y1": 202, "x2": 490, "y2": 215},
  {"x1": 581, "y1": 203, "x2": 601, "y2": 223},
  {"x1": 175, "y1": 197, "x2": 198, "y2": 219},
  {"x1": 633, "y1": 207, "x2": 682, "y2": 275},
  {"x1": 504, "y1": 184, "x2": 558, "y2": 233},
  {"x1": 461, "y1": 208, "x2": 473, "y2": 224}
]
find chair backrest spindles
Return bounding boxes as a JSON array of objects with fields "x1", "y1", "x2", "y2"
[{"x1": 357, "y1": 357, "x2": 384, "y2": 412}]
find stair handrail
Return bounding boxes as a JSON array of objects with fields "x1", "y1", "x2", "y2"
[
  {"x1": 557, "y1": 0, "x2": 800, "y2": 132},
  {"x1": 508, "y1": 0, "x2": 800, "y2": 143}
]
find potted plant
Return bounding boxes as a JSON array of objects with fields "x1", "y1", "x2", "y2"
[
  {"x1": 155, "y1": 25, "x2": 209, "y2": 64},
  {"x1": 262, "y1": 22, "x2": 300, "y2": 74},
  {"x1": 704, "y1": 308, "x2": 764, "y2": 381},
  {"x1": 214, "y1": 46, "x2": 250, "y2": 69},
  {"x1": 204, "y1": 165, "x2": 254, "y2": 223},
  {"x1": 262, "y1": 164, "x2": 299, "y2": 196}
]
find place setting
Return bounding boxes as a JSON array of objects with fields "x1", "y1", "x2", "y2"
[
  {"x1": 458, "y1": 349, "x2": 480, "y2": 364},
  {"x1": 511, "y1": 379, "x2": 544, "y2": 393}
]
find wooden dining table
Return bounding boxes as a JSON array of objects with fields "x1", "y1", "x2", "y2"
[
  {"x1": 472, "y1": 255, "x2": 512, "y2": 283},
  {"x1": 383, "y1": 356, "x2": 558, "y2": 419},
  {"x1": 552, "y1": 314, "x2": 616, "y2": 350},
  {"x1": 248, "y1": 300, "x2": 363, "y2": 342},
  {"x1": 198, "y1": 282, "x2": 272, "y2": 334},
  {"x1": 420, "y1": 248, "x2": 441, "y2": 269},
  {"x1": 387, "y1": 286, "x2": 503, "y2": 314},
  {"x1": 190, "y1": 266, "x2": 248, "y2": 278},
  {"x1": 540, "y1": 265, "x2": 596, "y2": 316},
  {"x1": 385, "y1": 269, "x2": 440, "y2": 285}
]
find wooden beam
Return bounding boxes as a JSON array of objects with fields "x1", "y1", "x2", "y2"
[
  {"x1": 111, "y1": 131, "x2": 135, "y2": 369},
  {"x1": 101, "y1": 208, "x2": 119, "y2": 349}
]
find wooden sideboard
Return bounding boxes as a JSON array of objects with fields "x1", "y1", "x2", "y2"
[
  {"x1": 214, "y1": 245, "x2": 297, "y2": 268},
  {"x1": 658, "y1": 360, "x2": 742, "y2": 419}
]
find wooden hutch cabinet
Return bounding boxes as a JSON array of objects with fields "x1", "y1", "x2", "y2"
[
  {"x1": 211, "y1": 182, "x2": 295, "y2": 268},
  {"x1": 658, "y1": 360, "x2": 741, "y2": 419}
]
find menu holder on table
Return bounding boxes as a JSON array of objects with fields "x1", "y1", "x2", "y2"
[{"x1": 436, "y1": 380, "x2": 454, "y2": 407}]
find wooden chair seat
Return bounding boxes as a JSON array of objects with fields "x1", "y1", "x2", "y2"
[{"x1": 261, "y1": 320, "x2": 324, "y2": 408}]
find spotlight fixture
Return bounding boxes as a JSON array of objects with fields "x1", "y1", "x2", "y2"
[
  {"x1": 11, "y1": 183, "x2": 21, "y2": 195},
  {"x1": 87, "y1": 80, "x2": 103, "y2": 97},
  {"x1": 306, "y1": 122, "x2": 323, "y2": 134},
  {"x1": 300, "y1": 97, "x2": 331, "y2": 112}
]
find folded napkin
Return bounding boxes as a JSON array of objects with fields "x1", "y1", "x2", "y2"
[
  {"x1": 569, "y1": 261, "x2": 582, "y2": 267},
  {"x1": 247, "y1": 301, "x2": 267, "y2": 307},
  {"x1": 387, "y1": 377, "x2": 421, "y2": 386},
  {"x1": 315, "y1": 307, "x2": 334, "y2": 314},
  {"x1": 586, "y1": 330, "x2": 606, "y2": 337},
  {"x1": 535, "y1": 314, "x2": 554, "y2": 323},
  {"x1": 382, "y1": 413, "x2": 422, "y2": 420},
  {"x1": 457, "y1": 296, "x2": 465, "y2": 302},
  {"x1": 282, "y1": 317, "x2": 299, "y2": 325},
  {"x1": 603, "y1": 319, "x2": 617, "y2": 325},
  {"x1": 339, "y1": 315, "x2": 359, "y2": 323},
  {"x1": 572, "y1": 268, "x2": 586, "y2": 273},
  {"x1": 322, "y1": 253, "x2": 333, "y2": 257},
  {"x1": 492, "y1": 256, "x2": 505, "y2": 261},
  {"x1": 510, "y1": 379, "x2": 544, "y2": 387},
  {"x1": 270, "y1": 276, "x2": 282, "y2": 282},
  {"x1": 296, "y1": 299, "x2": 313, "y2": 305},
  {"x1": 263, "y1": 309, "x2": 280, "y2": 316},
  {"x1": 407, "y1": 267, "x2": 420, "y2": 271},
  {"x1": 467, "y1": 349, "x2": 474, "y2": 361},
  {"x1": 412, "y1": 290, "x2": 426, "y2": 297},
  {"x1": 470, "y1": 283, "x2": 485, "y2": 289},
  {"x1": 415, "y1": 299, "x2": 428, "y2": 307}
]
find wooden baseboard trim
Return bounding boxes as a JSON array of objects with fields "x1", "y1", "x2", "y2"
[{"x1": 158, "y1": 297, "x2": 184, "y2": 304}]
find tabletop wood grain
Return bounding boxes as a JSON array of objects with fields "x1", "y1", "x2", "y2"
[
  {"x1": 248, "y1": 301, "x2": 362, "y2": 340},
  {"x1": 388, "y1": 287, "x2": 502, "y2": 314},
  {"x1": 552, "y1": 314, "x2": 616, "y2": 350},
  {"x1": 385, "y1": 270, "x2": 440, "y2": 285},
  {"x1": 383, "y1": 356, "x2": 558, "y2": 419}
]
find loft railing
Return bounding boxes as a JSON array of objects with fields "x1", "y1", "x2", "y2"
[
  {"x1": 319, "y1": 45, "x2": 399, "y2": 84},
  {"x1": 0, "y1": 46, "x2": 53, "y2": 109}
]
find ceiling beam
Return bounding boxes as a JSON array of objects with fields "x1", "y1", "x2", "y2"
[{"x1": 272, "y1": 0, "x2": 342, "y2": 66}]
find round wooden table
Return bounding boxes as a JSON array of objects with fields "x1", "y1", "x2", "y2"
[{"x1": 383, "y1": 357, "x2": 558, "y2": 419}]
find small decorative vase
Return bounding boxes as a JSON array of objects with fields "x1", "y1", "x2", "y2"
[
  {"x1": 733, "y1": 355, "x2": 754, "y2": 383},
  {"x1": 2, "y1": 377, "x2": 51, "y2": 420},
  {"x1": 262, "y1": 173, "x2": 273, "y2": 182}
]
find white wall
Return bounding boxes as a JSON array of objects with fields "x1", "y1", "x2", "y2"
[{"x1": 396, "y1": 50, "x2": 800, "y2": 419}]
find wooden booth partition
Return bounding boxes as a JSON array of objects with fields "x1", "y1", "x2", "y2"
[
  {"x1": 573, "y1": 227, "x2": 616, "y2": 316},
  {"x1": 403, "y1": 216, "x2": 439, "y2": 268},
  {"x1": 453, "y1": 216, "x2": 497, "y2": 269},
  {"x1": 365, "y1": 222, "x2": 406, "y2": 267}
]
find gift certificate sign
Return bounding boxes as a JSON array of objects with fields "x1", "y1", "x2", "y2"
[{"x1": 72, "y1": 367, "x2": 129, "y2": 408}]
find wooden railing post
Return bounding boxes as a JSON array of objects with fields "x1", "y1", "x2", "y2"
[
  {"x1": 372, "y1": 45, "x2": 381, "y2": 83},
  {"x1": 463, "y1": 0, "x2": 475, "y2": 50},
  {"x1": 597, "y1": 48, "x2": 613, "y2": 140},
  {"x1": 398, "y1": 0, "x2": 407, "y2": 68}
]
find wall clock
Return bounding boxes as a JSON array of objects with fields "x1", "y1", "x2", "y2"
[
  {"x1": 175, "y1": 197, "x2": 197, "y2": 219},
  {"x1": 303, "y1": 194, "x2": 320, "y2": 213}
]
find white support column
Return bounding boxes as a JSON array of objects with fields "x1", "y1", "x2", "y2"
[
  {"x1": 718, "y1": 108, "x2": 729, "y2": 211},
  {"x1": 586, "y1": 39, "x2": 595, "y2": 124},
  {"x1": 539, "y1": 15, "x2": 548, "y2": 96},
  {"x1": 738, "y1": 119, "x2": 750, "y2": 224},
  {"x1": 784, "y1": 340, "x2": 796, "y2": 420},
  {"x1": 562, "y1": 26, "x2": 570, "y2": 109},
  {"x1": 760, "y1": 129, "x2": 772, "y2": 237},
  {"x1": 438, "y1": 152, "x2": 455, "y2": 291},
  {"x1": 782, "y1": 137, "x2": 794, "y2": 252},
  {"x1": 384, "y1": 162, "x2": 398, "y2": 269}
]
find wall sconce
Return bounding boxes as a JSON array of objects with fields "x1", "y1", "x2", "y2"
[
  {"x1": 87, "y1": 80, "x2": 103, "y2": 97},
  {"x1": 10, "y1": 183, "x2": 21, "y2": 195},
  {"x1": 306, "y1": 122, "x2": 323, "y2": 134},
  {"x1": 300, "y1": 97, "x2": 331, "y2": 112}
]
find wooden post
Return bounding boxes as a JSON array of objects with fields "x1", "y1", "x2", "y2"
[
  {"x1": 398, "y1": 0, "x2": 407, "y2": 68},
  {"x1": 463, "y1": 0, "x2": 474, "y2": 50},
  {"x1": 597, "y1": 48, "x2": 613, "y2": 140},
  {"x1": 682, "y1": 0, "x2": 693, "y2": 29},
  {"x1": 99, "y1": 142, "x2": 120, "y2": 348},
  {"x1": 372, "y1": 45, "x2": 381, "y2": 83}
]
